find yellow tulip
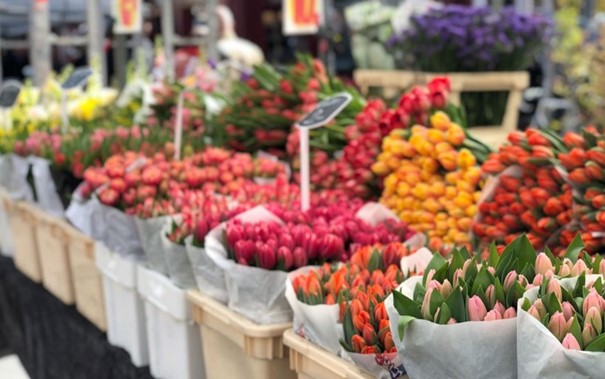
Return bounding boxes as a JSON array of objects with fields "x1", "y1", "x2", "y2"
[
  {"x1": 445, "y1": 186, "x2": 457, "y2": 199},
  {"x1": 430, "y1": 111, "x2": 451, "y2": 131},
  {"x1": 446, "y1": 123, "x2": 465, "y2": 146},
  {"x1": 457, "y1": 148, "x2": 477, "y2": 170},
  {"x1": 438, "y1": 150, "x2": 458, "y2": 171},
  {"x1": 465, "y1": 204, "x2": 478, "y2": 217},
  {"x1": 397, "y1": 182, "x2": 410, "y2": 197},
  {"x1": 372, "y1": 161, "x2": 389, "y2": 176},
  {"x1": 427, "y1": 129, "x2": 445, "y2": 144}
]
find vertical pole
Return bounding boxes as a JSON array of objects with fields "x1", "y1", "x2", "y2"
[
  {"x1": 206, "y1": 0, "x2": 219, "y2": 62},
  {"x1": 29, "y1": 0, "x2": 51, "y2": 87},
  {"x1": 87, "y1": 0, "x2": 106, "y2": 85},
  {"x1": 114, "y1": 35, "x2": 127, "y2": 88},
  {"x1": 161, "y1": 0, "x2": 175, "y2": 81},
  {"x1": 299, "y1": 127, "x2": 310, "y2": 211}
]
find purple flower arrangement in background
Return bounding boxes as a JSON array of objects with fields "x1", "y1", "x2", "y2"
[{"x1": 390, "y1": 5, "x2": 552, "y2": 72}]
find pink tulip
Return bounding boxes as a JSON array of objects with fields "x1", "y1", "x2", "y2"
[
  {"x1": 278, "y1": 233, "x2": 296, "y2": 251},
  {"x1": 562, "y1": 302, "x2": 575, "y2": 321},
  {"x1": 561, "y1": 333, "x2": 581, "y2": 350},
  {"x1": 484, "y1": 309, "x2": 502, "y2": 321},
  {"x1": 583, "y1": 291, "x2": 603, "y2": 316},
  {"x1": 453, "y1": 269, "x2": 463, "y2": 287},
  {"x1": 425, "y1": 269, "x2": 436, "y2": 284},
  {"x1": 467, "y1": 296, "x2": 487, "y2": 321},
  {"x1": 547, "y1": 280, "x2": 563, "y2": 302},
  {"x1": 493, "y1": 301, "x2": 506, "y2": 317},
  {"x1": 462, "y1": 260, "x2": 472, "y2": 276},
  {"x1": 440, "y1": 279, "x2": 452, "y2": 299},
  {"x1": 485, "y1": 284, "x2": 496, "y2": 308},
  {"x1": 277, "y1": 247, "x2": 294, "y2": 270},
  {"x1": 599, "y1": 260, "x2": 605, "y2": 276},
  {"x1": 447, "y1": 318, "x2": 457, "y2": 324},
  {"x1": 318, "y1": 233, "x2": 345, "y2": 261},
  {"x1": 504, "y1": 271, "x2": 517, "y2": 292},
  {"x1": 421, "y1": 288, "x2": 434, "y2": 320},
  {"x1": 503, "y1": 307, "x2": 517, "y2": 319},
  {"x1": 582, "y1": 324, "x2": 597, "y2": 347},
  {"x1": 544, "y1": 270, "x2": 554, "y2": 279},
  {"x1": 558, "y1": 264, "x2": 571, "y2": 277},
  {"x1": 234, "y1": 240, "x2": 255, "y2": 265},
  {"x1": 517, "y1": 274, "x2": 529, "y2": 287},
  {"x1": 528, "y1": 305, "x2": 541, "y2": 320},
  {"x1": 585, "y1": 306, "x2": 603, "y2": 334},
  {"x1": 427, "y1": 280, "x2": 442, "y2": 292},
  {"x1": 571, "y1": 260, "x2": 589, "y2": 277},
  {"x1": 532, "y1": 274, "x2": 544, "y2": 286},
  {"x1": 535, "y1": 253, "x2": 554, "y2": 275},
  {"x1": 292, "y1": 247, "x2": 307, "y2": 268},
  {"x1": 548, "y1": 312, "x2": 571, "y2": 341},
  {"x1": 487, "y1": 267, "x2": 496, "y2": 275},
  {"x1": 257, "y1": 242, "x2": 277, "y2": 270}
]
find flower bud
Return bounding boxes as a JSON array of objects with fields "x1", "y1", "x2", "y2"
[
  {"x1": 547, "y1": 280, "x2": 563, "y2": 302},
  {"x1": 353, "y1": 311, "x2": 370, "y2": 332},
  {"x1": 277, "y1": 247, "x2": 294, "y2": 271},
  {"x1": 292, "y1": 247, "x2": 308, "y2": 268},
  {"x1": 532, "y1": 274, "x2": 544, "y2": 286},
  {"x1": 504, "y1": 271, "x2": 518, "y2": 292},
  {"x1": 421, "y1": 288, "x2": 434, "y2": 320},
  {"x1": 583, "y1": 291, "x2": 603, "y2": 316},
  {"x1": 503, "y1": 307, "x2": 517, "y2": 319},
  {"x1": 585, "y1": 306, "x2": 603, "y2": 334},
  {"x1": 534, "y1": 299, "x2": 547, "y2": 319},
  {"x1": 493, "y1": 301, "x2": 506, "y2": 317},
  {"x1": 453, "y1": 268, "x2": 464, "y2": 287},
  {"x1": 535, "y1": 253, "x2": 554, "y2": 275},
  {"x1": 447, "y1": 318, "x2": 457, "y2": 324},
  {"x1": 571, "y1": 259, "x2": 589, "y2": 277},
  {"x1": 548, "y1": 312, "x2": 571, "y2": 341},
  {"x1": 362, "y1": 324, "x2": 378, "y2": 345},
  {"x1": 484, "y1": 309, "x2": 502, "y2": 322},
  {"x1": 582, "y1": 323, "x2": 597, "y2": 347},
  {"x1": 558, "y1": 263, "x2": 571, "y2": 277},
  {"x1": 467, "y1": 296, "x2": 487, "y2": 321},
  {"x1": 485, "y1": 284, "x2": 496, "y2": 309},
  {"x1": 562, "y1": 301, "x2": 575, "y2": 321},
  {"x1": 528, "y1": 305, "x2": 541, "y2": 320},
  {"x1": 562, "y1": 333, "x2": 581, "y2": 350},
  {"x1": 440, "y1": 279, "x2": 453, "y2": 299},
  {"x1": 599, "y1": 259, "x2": 605, "y2": 276},
  {"x1": 517, "y1": 274, "x2": 529, "y2": 288},
  {"x1": 425, "y1": 269, "x2": 436, "y2": 284},
  {"x1": 351, "y1": 335, "x2": 366, "y2": 353}
]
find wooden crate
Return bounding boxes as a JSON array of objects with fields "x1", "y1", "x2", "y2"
[
  {"x1": 353, "y1": 70, "x2": 530, "y2": 147},
  {"x1": 66, "y1": 225, "x2": 107, "y2": 331},
  {"x1": 36, "y1": 211, "x2": 75, "y2": 304},
  {"x1": 7, "y1": 201, "x2": 42, "y2": 282}
]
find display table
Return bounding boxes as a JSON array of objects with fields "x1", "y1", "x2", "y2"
[{"x1": 0, "y1": 256, "x2": 153, "y2": 379}]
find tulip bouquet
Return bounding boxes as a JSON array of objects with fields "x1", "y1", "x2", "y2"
[
  {"x1": 374, "y1": 111, "x2": 490, "y2": 251},
  {"x1": 147, "y1": 81, "x2": 207, "y2": 135},
  {"x1": 385, "y1": 234, "x2": 581, "y2": 379},
  {"x1": 517, "y1": 273, "x2": 605, "y2": 377},
  {"x1": 476, "y1": 129, "x2": 575, "y2": 255},
  {"x1": 558, "y1": 128, "x2": 605, "y2": 254},
  {"x1": 211, "y1": 54, "x2": 365, "y2": 157}
]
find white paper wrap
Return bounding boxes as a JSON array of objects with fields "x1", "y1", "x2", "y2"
[
  {"x1": 386, "y1": 276, "x2": 517, "y2": 379},
  {"x1": 3, "y1": 154, "x2": 33, "y2": 201},
  {"x1": 285, "y1": 266, "x2": 341, "y2": 354},
  {"x1": 185, "y1": 235, "x2": 228, "y2": 304},
  {"x1": 100, "y1": 204, "x2": 144, "y2": 258},
  {"x1": 161, "y1": 218, "x2": 197, "y2": 289},
  {"x1": 345, "y1": 349, "x2": 405, "y2": 379},
  {"x1": 29, "y1": 156, "x2": 65, "y2": 218},
  {"x1": 135, "y1": 216, "x2": 170, "y2": 275},
  {"x1": 65, "y1": 192, "x2": 107, "y2": 240},
  {"x1": 205, "y1": 206, "x2": 291, "y2": 324},
  {"x1": 517, "y1": 276, "x2": 605, "y2": 379},
  {"x1": 400, "y1": 247, "x2": 433, "y2": 275}
]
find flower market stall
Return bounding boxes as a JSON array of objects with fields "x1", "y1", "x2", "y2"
[{"x1": 3, "y1": 4, "x2": 605, "y2": 379}]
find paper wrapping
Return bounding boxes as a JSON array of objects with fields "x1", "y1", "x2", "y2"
[
  {"x1": 135, "y1": 216, "x2": 170, "y2": 275},
  {"x1": 517, "y1": 276, "x2": 605, "y2": 379},
  {"x1": 386, "y1": 277, "x2": 517, "y2": 379},
  {"x1": 160, "y1": 219, "x2": 197, "y2": 289},
  {"x1": 185, "y1": 235, "x2": 228, "y2": 304}
]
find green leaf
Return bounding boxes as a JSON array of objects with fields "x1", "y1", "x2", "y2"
[
  {"x1": 471, "y1": 267, "x2": 493, "y2": 296},
  {"x1": 488, "y1": 242, "x2": 500, "y2": 267},
  {"x1": 342, "y1": 304, "x2": 355, "y2": 346},
  {"x1": 569, "y1": 316, "x2": 583, "y2": 348},
  {"x1": 392, "y1": 291, "x2": 422, "y2": 319},
  {"x1": 564, "y1": 234, "x2": 585, "y2": 262},
  {"x1": 517, "y1": 235, "x2": 538, "y2": 273},
  {"x1": 438, "y1": 303, "x2": 452, "y2": 324},
  {"x1": 475, "y1": 285, "x2": 488, "y2": 308},
  {"x1": 543, "y1": 291, "x2": 563, "y2": 315},
  {"x1": 465, "y1": 259, "x2": 479, "y2": 286},
  {"x1": 521, "y1": 297, "x2": 532, "y2": 312},
  {"x1": 582, "y1": 130, "x2": 598, "y2": 149},
  {"x1": 367, "y1": 250, "x2": 381, "y2": 272},
  {"x1": 592, "y1": 254, "x2": 602, "y2": 274},
  {"x1": 573, "y1": 273, "x2": 587, "y2": 296},
  {"x1": 445, "y1": 287, "x2": 466, "y2": 323},
  {"x1": 520, "y1": 262, "x2": 535, "y2": 283},
  {"x1": 413, "y1": 283, "x2": 426, "y2": 304},
  {"x1": 544, "y1": 245, "x2": 556, "y2": 263},
  {"x1": 448, "y1": 249, "x2": 465, "y2": 281},
  {"x1": 422, "y1": 254, "x2": 448, "y2": 285},
  {"x1": 495, "y1": 237, "x2": 519, "y2": 280},
  {"x1": 494, "y1": 277, "x2": 506, "y2": 305},
  {"x1": 397, "y1": 315, "x2": 416, "y2": 342},
  {"x1": 595, "y1": 278, "x2": 604, "y2": 295},
  {"x1": 429, "y1": 290, "x2": 445, "y2": 319},
  {"x1": 459, "y1": 246, "x2": 472, "y2": 261},
  {"x1": 585, "y1": 333, "x2": 605, "y2": 352}
]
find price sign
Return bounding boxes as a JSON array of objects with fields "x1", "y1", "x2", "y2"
[
  {"x1": 62, "y1": 67, "x2": 93, "y2": 90},
  {"x1": 296, "y1": 93, "x2": 352, "y2": 211},
  {"x1": 283, "y1": 0, "x2": 324, "y2": 35},
  {"x1": 0, "y1": 81, "x2": 22, "y2": 108},
  {"x1": 113, "y1": 0, "x2": 143, "y2": 34}
]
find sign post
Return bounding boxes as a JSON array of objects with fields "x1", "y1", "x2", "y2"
[
  {"x1": 296, "y1": 93, "x2": 352, "y2": 210},
  {"x1": 0, "y1": 80, "x2": 22, "y2": 131},
  {"x1": 61, "y1": 67, "x2": 93, "y2": 133}
]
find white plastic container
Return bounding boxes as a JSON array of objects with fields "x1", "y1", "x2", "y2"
[
  {"x1": 137, "y1": 265, "x2": 205, "y2": 379},
  {"x1": 95, "y1": 243, "x2": 149, "y2": 366}
]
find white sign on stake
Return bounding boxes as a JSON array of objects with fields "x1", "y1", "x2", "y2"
[
  {"x1": 174, "y1": 91, "x2": 185, "y2": 160},
  {"x1": 296, "y1": 92, "x2": 352, "y2": 211}
]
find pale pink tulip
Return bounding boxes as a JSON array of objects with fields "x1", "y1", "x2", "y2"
[
  {"x1": 583, "y1": 291, "x2": 603, "y2": 316},
  {"x1": 544, "y1": 270, "x2": 554, "y2": 279},
  {"x1": 485, "y1": 284, "x2": 496, "y2": 308},
  {"x1": 599, "y1": 260, "x2": 605, "y2": 276},
  {"x1": 453, "y1": 269, "x2": 463, "y2": 287},
  {"x1": 547, "y1": 279, "x2": 563, "y2": 302},
  {"x1": 467, "y1": 296, "x2": 487, "y2": 321},
  {"x1": 487, "y1": 267, "x2": 496, "y2": 275},
  {"x1": 440, "y1": 279, "x2": 452, "y2": 299},
  {"x1": 585, "y1": 306, "x2": 603, "y2": 334},
  {"x1": 528, "y1": 305, "x2": 541, "y2": 320},
  {"x1": 571, "y1": 260, "x2": 589, "y2": 277},
  {"x1": 493, "y1": 301, "x2": 506, "y2": 317},
  {"x1": 562, "y1": 333, "x2": 581, "y2": 350},
  {"x1": 548, "y1": 312, "x2": 572, "y2": 341},
  {"x1": 582, "y1": 324, "x2": 597, "y2": 346},
  {"x1": 518, "y1": 274, "x2": 529, "y2": 287},
  {"x1": 532, "y1": 274, "x2": 544, "y2": 286},
  {"x1": 534, "y1": 299, "x2": 547, "y2": 319},
  {"x1": 421, "y1": 288, "x2": 434, "y2": 320},
  {"x1": 484, "y1": 309, "x2": 502, "y2": 321},
  {"x1": 562, "y1": 302, "x2": 575, "y2": 321},
  {"x1": 503, "y1": 307, "x2": 517, "y2": 319},
  {"x1": 425, "y1": 269, "x2": 436, "y2": 284},
  {"x1": 558, "y1": 264, "x2": 571, "y2": 277},
  {"x1": 447, "y1": 318, "x2": 457, "y2": 325},
  {"x1": 503, "y1": 271, "x2": 517, "y2": 292},
  {"x1": 535, "y1": 253, "x2": 554, "y2": 275}
]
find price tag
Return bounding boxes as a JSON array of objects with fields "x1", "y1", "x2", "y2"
[
  {"x1": 296, "y1": 93, "x2": 352, "y2": 211},
  {"x1": 62, "y1": 67, "x2": 93, "y2": 90},
  {"x1": 0, "y1": 81, "x2": 22, "y2": 108},
  {"x1": 297, "y1": 93, "x2": 352, "y2": 129}
]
